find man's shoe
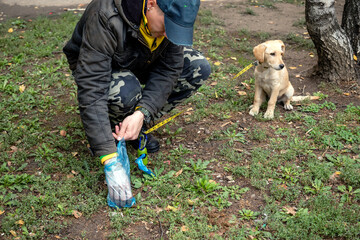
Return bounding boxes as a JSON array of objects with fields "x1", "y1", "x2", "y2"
[{"x1": 128, "y1": 133, "x2": 160, "y2": 153}]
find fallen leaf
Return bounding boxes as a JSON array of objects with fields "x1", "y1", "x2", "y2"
[
  {"x1": 209, "y1": 179, "x2": 216, "y2": 184},
  {"x1": 10, "y1": 146, "x2": 18, "y2": 153},
  {"x1": 155, "y1": 207, "x2": 163, "y2": 213},
  {"x1": 55, "y1": 235, "x2": 61, "y2": 239},
  {"x1": 175, "y1": 168, "x2": 183, "y2": 177},
  {"x1": 66, "y1": 174, "x2": 74, "y2": 179},
  {"x1": 0, "y1": 210, "x2": 4, "y2": 215},
  {"x1": 210, "y1": 81, "x2": 218, "y2": 86},
  {"x1": 330, "y1": 171, "x2": 341, "y2": 181},
  {"x1": 181, "y1": 225, "x2": 189, "y2": 231},
  {"x1": 303, "y1": 32, "x2": 308, "y2": 35},
  {"x1": 230, "y1": 57, "x2": 237, "y2": 60},
  {"x1": 10, "y1": 230, "x2": 17, "y2": 237},
  {"x1": 166, "y1": 205, "x2": 178, "y2": 212},
  {"x1": 343, "y1": 93, "x2": 350, "y2": 96},
  {"x1": 187, "y1": 199, "x2": 195, "y2": 206},
  {"x1": 295, "y1": 75, "x2": 301, "y2": 78},
  {"x1": 214, "y1": 61, "x2": 221, "y2": 66},
  {"x1": 289, "y1": 67, "x2": 297, "y2": 70},
  {"x1": 60, "y1": 130, "x2": 67, "y2": 137},
  {"x1": 8, "y1": 28, "x2": 14, "y2": 33},
  {"x1": 71, "y1": 170, "x2": 78, "y2": 175},
  {"x1": 15, "y1": 220, "x2": 24, "y2": 225},
  {"x1": 354, "y1": 55, "x2": 358, "y2": 61},
  {"x1": 19, "y1": 84, "x2": 26, "y2": 93},
  {"x1": 71, "y1": 152, "x2": 78, "y2": 157},
  {"x1": 72, "y1": 210, "x2": 82, "y2": 219},
  {"x1": 237, "y1": 91, "x2": 247, "y2": 96},
  {"x1": 284, "y1": 206, "x2": 297, "y2": 216},
  {"x1": 241, "y1": 82, "x2": 251, "y2": 89}
]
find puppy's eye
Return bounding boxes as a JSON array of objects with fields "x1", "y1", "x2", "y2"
[{"x1": 270, "y1": 53, "x2": 275, "y2": 56}]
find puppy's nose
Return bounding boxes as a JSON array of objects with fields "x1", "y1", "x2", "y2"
[{"x1": 279, "y1": 64, "x2": 285, "y2": 69}]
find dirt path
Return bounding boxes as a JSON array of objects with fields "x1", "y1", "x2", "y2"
[{"x1": 0, "y1": 0, "x2": 90, "y2": 21}]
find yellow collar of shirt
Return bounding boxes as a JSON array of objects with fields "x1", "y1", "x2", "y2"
[{"x1": 140, "y1": 1, "x2": 164, "y2": 52}]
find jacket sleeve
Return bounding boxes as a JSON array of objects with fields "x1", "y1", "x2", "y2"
[
  {"x1": 138, "y1": 43, "x2": 184, "y2": 117},
  {"x1": 75, "y1": 11, "x2": 119, "y2": 157}
]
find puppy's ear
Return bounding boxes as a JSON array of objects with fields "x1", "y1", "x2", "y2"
[
  {"x1": 276, "y1": 40, "x2": 285, "y2": 55},
  {"x1": 253, "y1": 44, "x2": 266, "y2": 63}
]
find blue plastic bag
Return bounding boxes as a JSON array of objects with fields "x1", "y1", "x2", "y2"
[
  {"x1": 104, "y1": 138, "x2": 136, "y2": 208},
  {"x1": 135, "y1": 154, "x2": 156, "y2": 177}
]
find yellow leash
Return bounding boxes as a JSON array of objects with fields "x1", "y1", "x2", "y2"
[
  {"x1": 232, "y1": 60, "x2": 259, "y2": 79},
  {"x1": 144, "y1": 109, "x2": 188, "y2": 134},
  {"x1": 144, "y1": 60, "x2": 258, "y2": 135}
]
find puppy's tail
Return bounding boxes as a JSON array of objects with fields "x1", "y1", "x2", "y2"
[{"x1": 291, "y1": 96, "x2": 320, "y2": 102}]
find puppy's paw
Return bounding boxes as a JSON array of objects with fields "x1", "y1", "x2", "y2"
[
  {"x1": 284, "y1": 103, "x2": 293, "y2": 111},
  {"x1": 264, "y1": 110, "x2": 274, "y2": 119},
  {"x1": 249, "y1": 108, "x2": 259, "y2": 116}
]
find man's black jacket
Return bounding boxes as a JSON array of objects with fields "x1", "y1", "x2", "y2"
[{"x1": 63, "y1": 0, "x2": 184, "y2": 156}]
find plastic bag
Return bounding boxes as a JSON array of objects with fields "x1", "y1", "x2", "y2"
[
  {"x1": 135, "y1": 154, "x2": 156, "y2": 177},
  {"x1": 104, "y1": 138, "x2": 136, "y2": 208}
]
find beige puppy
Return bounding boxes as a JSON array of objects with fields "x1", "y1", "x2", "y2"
[{"x1": 249, "y1": 40, "x2": 294, "y2": 119}]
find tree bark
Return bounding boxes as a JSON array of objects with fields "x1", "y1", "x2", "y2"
[
  {"x1": 305, "y1": 0, "x2": 357, "y2": 83},
  {"x1": 341, "y1": 0, "x2": 360, "y2": 59}
]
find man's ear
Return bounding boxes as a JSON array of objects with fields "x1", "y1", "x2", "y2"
[
  {"x1": 253, "y1": 44, "x2": 266, "y2": 63},
  {"x1": 147, "y1": 0, "x2": 156, "y2": 9}
]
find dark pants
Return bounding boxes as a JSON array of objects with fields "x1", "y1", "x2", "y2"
[{"x1": 107, "y1": 47, "x2": 211, "y2": 125}]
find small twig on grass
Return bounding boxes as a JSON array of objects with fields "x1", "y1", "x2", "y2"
[
  {"x1": 157, "y1": 216, "x2": 164, "y2": 239},
  {"x1": 305, "y1": 128, "x2": 313, "y2": 136},
  {"x1": 221, "y1": 121, "x2": 233, "y2": 128},
  {"x1": 321, "y1": 146, "x2": 329, "y2": 157},
  {"x1": 302, "y1": 85, "x2": 306, "y2": 95}
]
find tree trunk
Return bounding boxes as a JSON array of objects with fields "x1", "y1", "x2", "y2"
[
  {"x1": 341, "y1": 0, "x2": 360, "y2": 59},
  {"x1": 305, "y1": 0, "x2": 357, "y2": 83}
]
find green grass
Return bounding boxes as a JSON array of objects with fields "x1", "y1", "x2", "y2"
[{"x1": 1, "y1": 6, "x2": 360, "y2": 240}]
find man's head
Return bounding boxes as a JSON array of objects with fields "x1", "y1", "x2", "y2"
[{"x1": 146, "y1": 0, "x2": 200, "y2": 46}]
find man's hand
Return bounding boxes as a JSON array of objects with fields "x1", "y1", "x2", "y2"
[{"x1": 112, "y1": 111, "x2": 144, "y2": 141}]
